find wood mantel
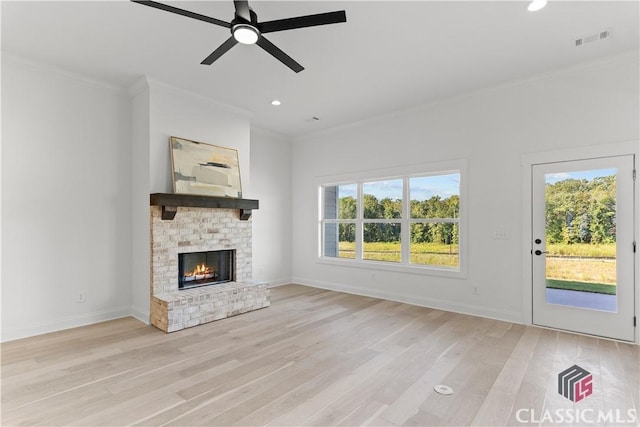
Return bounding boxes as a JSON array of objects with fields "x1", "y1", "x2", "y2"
[{"x1": 150, "y1": 193, "x2": 259, "y2": 220}]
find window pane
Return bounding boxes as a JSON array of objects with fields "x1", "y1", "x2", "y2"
[
  {"x1": 338, "y1": 224, "x2": 356, "y2": 259},
  {"x1": 410, "y1": 174, "x2": 460, "y2": 219},
  {"x1": 338, "y1": 184, "x2": 357, "y2": 220},
  {"x1": 363, "y1": 223, "x2": 401, "y2": 262},
  {"x1": 363, "y1": 179, "x2": 403, "y2": 219},
  {"x1": 323, "y1": 223, "x2": 355, "y2": 259},
  {"x1": 410, "y1": 223, "x2": 459, "y2": 267},
  {"x1": 324, "y1": 184, "x2": 357, "y2": 220},
  {"x1": 544, "y1": 168, "x2": 617, "y2": 311}
]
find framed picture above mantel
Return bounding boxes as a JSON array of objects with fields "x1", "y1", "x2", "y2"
[{"x1": 169, "y1": 136, "x2": 243, "y2": 198}]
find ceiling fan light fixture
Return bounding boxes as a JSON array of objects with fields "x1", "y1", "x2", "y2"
[
  {"x1": 527, "y1": 0, "x2": 547, "y2": 12},
  {"x1": 233, "y1": 24, "x2": 259, "y2": 44}
]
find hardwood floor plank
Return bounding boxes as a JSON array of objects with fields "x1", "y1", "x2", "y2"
[
  {"x1": 504, "y1": 328, "x2": 559, "y2": 425},
  {"x1": 470, "y1": 327, "x2": 542, "y2": 426},
  {"x1": 335, "y1": 397, "x2": 389, "y2": 427},
  {"x1": 200, "y1": 352, "x2": 347, "y2": 426},
  {"x1": 232, "y1": 349, "x2": 381, "y2": 426},
  {"x1": 267, "y1": 345, "x2": 411, "y2": 426},
  {"x1": 2, "y1": 284, "x2": 638, "y2": 427}
]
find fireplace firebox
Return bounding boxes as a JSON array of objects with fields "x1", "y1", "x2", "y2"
[{"x1": 178, "y1": 250, "x2": 235, "y2": 290}]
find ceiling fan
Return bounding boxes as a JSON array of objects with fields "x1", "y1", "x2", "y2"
[{"x1": 131, "y1": 0, "x2": 347, "y2": 73}]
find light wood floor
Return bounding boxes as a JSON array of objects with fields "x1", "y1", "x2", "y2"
[{"x1": 2, "y1": 284, "x2": 638, "y2": 426}]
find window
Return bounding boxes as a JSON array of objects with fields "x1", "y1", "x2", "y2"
[
  {"x1": 320, "y1": 168, "x2": 462, "y2": 274},
  {"x1": 322, "y1": 183, "x2": 357, "y2": 259},
  {"x1": 363, "y1": 179, "x2": 403, "y2": 263},
  {"x1": 409, "y1": 174, "x2": 460, "y2": 268}
]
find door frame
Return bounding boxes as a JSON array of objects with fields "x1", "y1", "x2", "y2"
[{"x1": 521, "y1": 141, "x2": 639, "y2": 343}]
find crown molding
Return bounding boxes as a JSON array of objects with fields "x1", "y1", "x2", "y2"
[
  {"x1": 127, "y1": 76, "x2": 150, "y2": 98},
  {"x1": 2, "y1": 52, "x2": 125, "y2": 94},
  {"x1": 145, "y1": 77, "x2": 253, "y2": 119}
]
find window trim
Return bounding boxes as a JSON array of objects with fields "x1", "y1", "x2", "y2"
[{"x1": 316, "y1": 159, "x2": 467, "y2": 278}]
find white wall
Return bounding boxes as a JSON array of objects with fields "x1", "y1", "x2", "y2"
[
  {"x1": 129, "y1": 78, "x2": 151, "y2": 322},
  {"x1": 250, "y1": 128, "x2": 293, "y2": 286},
  {"x1": 291, "y1": 52, "x2": 640, "y2": 323},
  {"x1": 129, "y1": 80, "x2": 253, "y2": 322},
  {"x1": 1, "y1": 56, "x2": 133, "y2": 341},
  {"x1": 147, "y1": 81, "x2": 251, "y2": 194}
]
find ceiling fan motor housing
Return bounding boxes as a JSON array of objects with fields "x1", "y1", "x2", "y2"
[{"x1": 231, "y1": 8, "x2": 260, "y2": 44}]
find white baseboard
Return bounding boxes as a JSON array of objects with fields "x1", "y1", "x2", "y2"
[
  {"x1": 1, "y1": 307, "x2": 132, "y2": 343},
  {"x1": 265, "y1": 277, "x2": 293, "y2": 288},
  {"x1": 291, "y1": 276, "x2": 522, "y2": 324}
]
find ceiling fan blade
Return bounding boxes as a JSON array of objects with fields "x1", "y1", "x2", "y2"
[
  {"x1": 131, "y1": 1, "x2": 230, "y2": 28},
  {"x1": 201, "y1": 37, "x2": 238, "y2": 65},
  {"x1": 233, "y1": 0, "x2": 251, "y2": 22},
  {"x1": 259, "y1": 10, "x2": 346, "y2": 34},
  {"x1": 256, "y1": 36, "x2": 304, "y2": 73}
]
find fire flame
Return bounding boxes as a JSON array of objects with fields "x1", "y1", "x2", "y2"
[{"x1": 184, "y1": 264, "x2": 212, "y2": 277}]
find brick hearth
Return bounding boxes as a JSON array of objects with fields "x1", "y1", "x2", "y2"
[{"x1": 149, "y1": 205, "x2": 269, "y2": 333}]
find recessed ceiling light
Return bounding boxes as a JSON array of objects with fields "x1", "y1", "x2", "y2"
[
  {"x1": 528, "y1": 0, "x2": 547, "y2": 12},
  {"x1": 271, "y1": 100, "x2": 281, "y2": 106}
]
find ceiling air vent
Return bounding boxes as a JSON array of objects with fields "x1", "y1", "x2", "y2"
[{"x1": 574, "y1": 29, "x2": 612, "y2": 47}]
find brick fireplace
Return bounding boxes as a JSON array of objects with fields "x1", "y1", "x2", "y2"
[{"x1": 149, "y1": 194, "x2": 269, "y2": 333}]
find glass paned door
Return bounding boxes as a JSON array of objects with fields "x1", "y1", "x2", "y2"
[{"x1": 532, "y1": 156, "x2": 635, "y2": 341}]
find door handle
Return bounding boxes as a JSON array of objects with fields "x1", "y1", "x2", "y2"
[{"x1": 534, "y1": 250, "x2": 548, "y2": 256}]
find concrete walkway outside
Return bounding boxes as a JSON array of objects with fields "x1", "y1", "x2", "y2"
[{"x1": 545, "y1": 288, "x2": 616, "y2": 312}]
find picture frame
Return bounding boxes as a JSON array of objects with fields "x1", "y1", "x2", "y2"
[{"x1": 169, "y1": 136, "x2": 242, "y2": 198}]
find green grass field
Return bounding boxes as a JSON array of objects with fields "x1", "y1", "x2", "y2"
[
  {"x1": 546, "y1": 243, "x2": 615, "y2": 258},
  {"x1": 337, "y1": 241, "x2": 617, "y2": 289},
  {"x1": 546, "y1": 258, "x2": 615, "y2": 285},
  {"x1": 338, "y1": 242, "x2": 458, "y2": 267},
  {"x1": 546, "y1": 279, "x2": 616, "y2": 295}
]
